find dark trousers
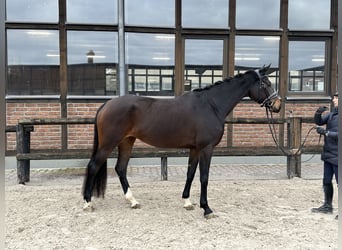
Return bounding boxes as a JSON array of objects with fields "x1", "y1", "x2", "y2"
[{"x1": 323, "y1": 161, "x2": 338, "y2": 185}]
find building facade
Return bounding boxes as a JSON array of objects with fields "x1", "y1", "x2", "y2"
[{"x1": 4, "y1": 0, "x2": 338, "y2": 154}]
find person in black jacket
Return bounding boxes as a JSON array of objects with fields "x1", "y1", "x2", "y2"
[{"x1": 311, "y1": 92, "x2": 338, "y2": 216}]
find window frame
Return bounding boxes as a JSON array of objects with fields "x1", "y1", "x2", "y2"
[
  {"x1": 287, "y1": 36, "x2": 331, "y2": 97},
  {"x1": 4, "y1": 0, "x2": 338, "y2": 101}
]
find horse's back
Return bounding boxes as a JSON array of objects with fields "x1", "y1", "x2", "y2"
[
  {"x1": 97, "y1": 94, "x2": 223, "y2": 148},
  {"x1": 97, "y1": 95, "x2": 196, "y2": 147},
  {"x1": 99, "y1": 95, "x2": 155, "y2": 117},
  {"x1": 103, "y1": 95, "x2": 192, "y2": 117}
]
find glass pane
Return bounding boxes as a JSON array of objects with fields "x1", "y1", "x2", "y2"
[
  {"x1": 134, "y1": 75, "x2": 146, "y2": 91},
  {"x1": 236, "y1": 0, "x2": 280, "y2": 29},
  {"x1": 235, "y1": 36, "x2": 279, "y2": 68},
  {"x1": 162, "y1": 77, "x2": 173, "y2": 90},
  {"x1": 147, "y1": 76, "x2": 160, "y2": 91},
  {"x1": 6, "y1": 0, "x2": 58, "y2": 22},
  {"x1": 7, "y1": 30, "x2": 60, "y2": 95},
  {"x1": 288, "y1": 41, "x2": 325, "y2": 92},
  {"x1": 182, "y1": 0, "x2": 229, "y2": 28},
  {"x1": 126, "y1": 33, "x2": 174, "y2": 66},
  {"x1": 185, "y1": 39, "x2": 223, "y2": 90},
  {"x1": 125, "y1": 0, "x2": 174, "y2": 27},
  {"x1": 235, "y1": 36, "x2": 279, "y2": 90},
  {"x1": 67, "y1": 0, "x2": 117, "y2": 24},
  {"x1": 106, "y1": 68, "x2": 117, "y2": 92},
  {"x1": 288, "y1": 0, "x2": 330, "y2": 30},
  {"x1": 289, "y1": 76, "x2": 300, "y2": 91},
  {"x1": 126, "y1": 33, "x2": 175, "y2": 96},
  {"x1": 67, "y1": 31, "x2": 118, "y2": 95}
]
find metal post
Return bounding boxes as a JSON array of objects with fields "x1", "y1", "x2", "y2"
[
  {"x1": 337, "y1": 0, "x2": 342, "y2": 233},
  {"x1": 161, "y1": 156, "x2": 168, "y2": 181},
  {"x1": 0, "y1": 1, "x2": 5, "y2": 247},
  {"x1": 118, "y1": 0, "x2": 127, "y2": 96}
]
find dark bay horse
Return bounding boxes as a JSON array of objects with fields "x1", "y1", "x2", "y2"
[{"x1": 83, "y1": 65, "x2": 282, "y2": 218}]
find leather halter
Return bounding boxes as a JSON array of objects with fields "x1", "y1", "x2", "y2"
[{"x1": 254, "y1": 69, "x2": 279, "y2": 108}]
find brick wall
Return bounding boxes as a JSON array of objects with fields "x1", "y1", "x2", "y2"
[
  {"x1": 6, "y1": 100, "x2": 328, "y2": 152},
  {"x1": 6, "y1": 103, "x2": 61, "y2": 151},
  {"x1": 286, "y1": 102, "x2": 328, "y2": 145},
  {"x1": 230, "y1": 102, "x2": 326, "y2": 147},
  {"x1": 232, "y1": 102, "x2": 279, "y2": 147},
  {"x1": 67, "y1": 103, "x2": 101, "y2": 150}
]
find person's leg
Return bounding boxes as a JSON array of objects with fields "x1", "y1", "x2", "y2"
[
  {"x1": 312, "y1": 161, "x2": 334, "y2": 213},
  {"x1": 333, "y1": 164, "x2": 338, "y2": 219},
  {"x1": 333, "y1": 164, "x2": 338, "y2": 184}
]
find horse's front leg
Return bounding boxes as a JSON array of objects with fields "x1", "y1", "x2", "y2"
[
  {"x1": 182, "y1": 149, "x2": 199, "y2": 210},
  {"x1": 199, "y1": 146, "x2": 217, "y2": 219}
]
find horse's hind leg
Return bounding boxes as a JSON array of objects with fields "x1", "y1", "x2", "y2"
[
  {"x1": 182, "y1": 149, "x2": 199, "y2": 210},
  {"x1": 115, "y1": 137, "x2": 140, "y2": 208}
]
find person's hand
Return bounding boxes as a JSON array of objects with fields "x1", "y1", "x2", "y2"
[
  {"x1": 316, "y1": 126, "x2": 326, "y2": 135},
  {"x1": 316, "y1": 106, "x2": 328, "y2": 114}
]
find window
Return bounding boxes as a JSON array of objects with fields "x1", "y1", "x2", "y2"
[
  {"x1": 67, "y1": 31, "x2": 118, "y2": 95},
  {"x1": 6, "y1": 0, "x2": 58, "y2": 22},
  {"x1": 235, "y1": 36, "x2": 279, "y2": 68},
  {"x1": 182, "y1": 0, "x2": 229, "y2": 28},
  {"x1": 236, "y1": 0, "x2": 280, "y2": 29},
  {"x1": 126, "y1": 33, "x2": 175, "y2": 96},
  {"x1": 4, "y1": 0, "x2": 336, "y2": 99},
  {"x1": 288, "y1": 0, "x2": 330, "y2": 30},
  {"x1": 67, "y1": 0, "x2": 117, "y2": 24},
  {"x1": 7, "y1": 30, "x2": 60, "y2": 95},
  {"x1": 125, "y1": 0, "x2": 174, "y2": 27},
  {"x1": 235, "y1": 36, "x2": 280, "y2": 90},
  {"x1": 288, "y1": 41, "x2": 325, "y2": 93},
  {"x1": 184, "y1": 39, "x2": 223, "y2": 91}
]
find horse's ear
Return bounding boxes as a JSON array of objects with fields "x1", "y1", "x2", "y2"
[{"x1": 259, "y1": 64, "x2": 271, "y2": 75}]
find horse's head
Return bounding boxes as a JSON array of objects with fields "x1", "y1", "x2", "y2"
[{"x1": 247, "y1": 65, "x2": 282, "y2": 113}]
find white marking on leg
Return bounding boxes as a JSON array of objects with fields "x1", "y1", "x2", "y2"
[
  {"x1": 83, "y1": 201, "x2": 94, "y2": 212},
  {"x1": 183, "y1": 198, "x2": 194, "y2": 210},
  {"x1": 125, "y1": 188, "x2": 140, "y2": 208}
]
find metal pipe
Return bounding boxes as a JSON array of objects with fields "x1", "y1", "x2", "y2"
[
  {"x1": 118, "y1": 0, "x2": 127, "y2": 96},
  {"x1": 0, "y1": 0, "x2": 6, "y2": 246}
]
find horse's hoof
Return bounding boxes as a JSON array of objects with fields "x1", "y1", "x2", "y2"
[
  {"x1": 83, "y1": 201, "x2": 94, "y2": 212},
  {"x1": 204, "y1": 213, "x2": 218, "y2": 219},
  {"x1": 183, "y1": 198, "x2": 194, "y2": 210},
  {"x1": 184, "y1": 204, "x2": 195, "y2": 210},
  {"x1": 131, "y1": 202, "x2": 141, "y2": 209}
]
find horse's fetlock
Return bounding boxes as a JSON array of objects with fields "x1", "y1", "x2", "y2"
[{"x1": 83, "y1": 201, "x2": 94, "y2": 212}]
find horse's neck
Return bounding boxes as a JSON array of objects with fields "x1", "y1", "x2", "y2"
[{"x1": 207, "y1": 75, "x2": 255, "y2": 120}]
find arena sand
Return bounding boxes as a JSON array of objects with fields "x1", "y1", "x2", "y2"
[{"x1": 5, "y1": 169, "x2": 338, "y2": 250}]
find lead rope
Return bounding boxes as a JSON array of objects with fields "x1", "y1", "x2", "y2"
[
  {"x1": 266, "y1": 108, "x2": 291, "y2": 155},
  {"x1": 265, "y1": 108, "x2": 318, "y2": 161},
  {"x1": 301, "y1": 132, "x2": 323, "y2": 163}
]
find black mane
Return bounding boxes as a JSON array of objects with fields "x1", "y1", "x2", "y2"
[{"x1": 192, "y1": 72, "x2": 249, "y2": 92}]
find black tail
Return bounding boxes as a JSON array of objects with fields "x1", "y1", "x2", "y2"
[{"x1": 83, "y1": 103, "x2": 108, "y2": 198}]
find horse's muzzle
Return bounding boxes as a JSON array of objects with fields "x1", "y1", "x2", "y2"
[
  {"x1": 268, "y1": 98, "x2": 282, "y2": 113},
  {"x1": 260, "y1": 91, "x2": 281, "y2": 113}
]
